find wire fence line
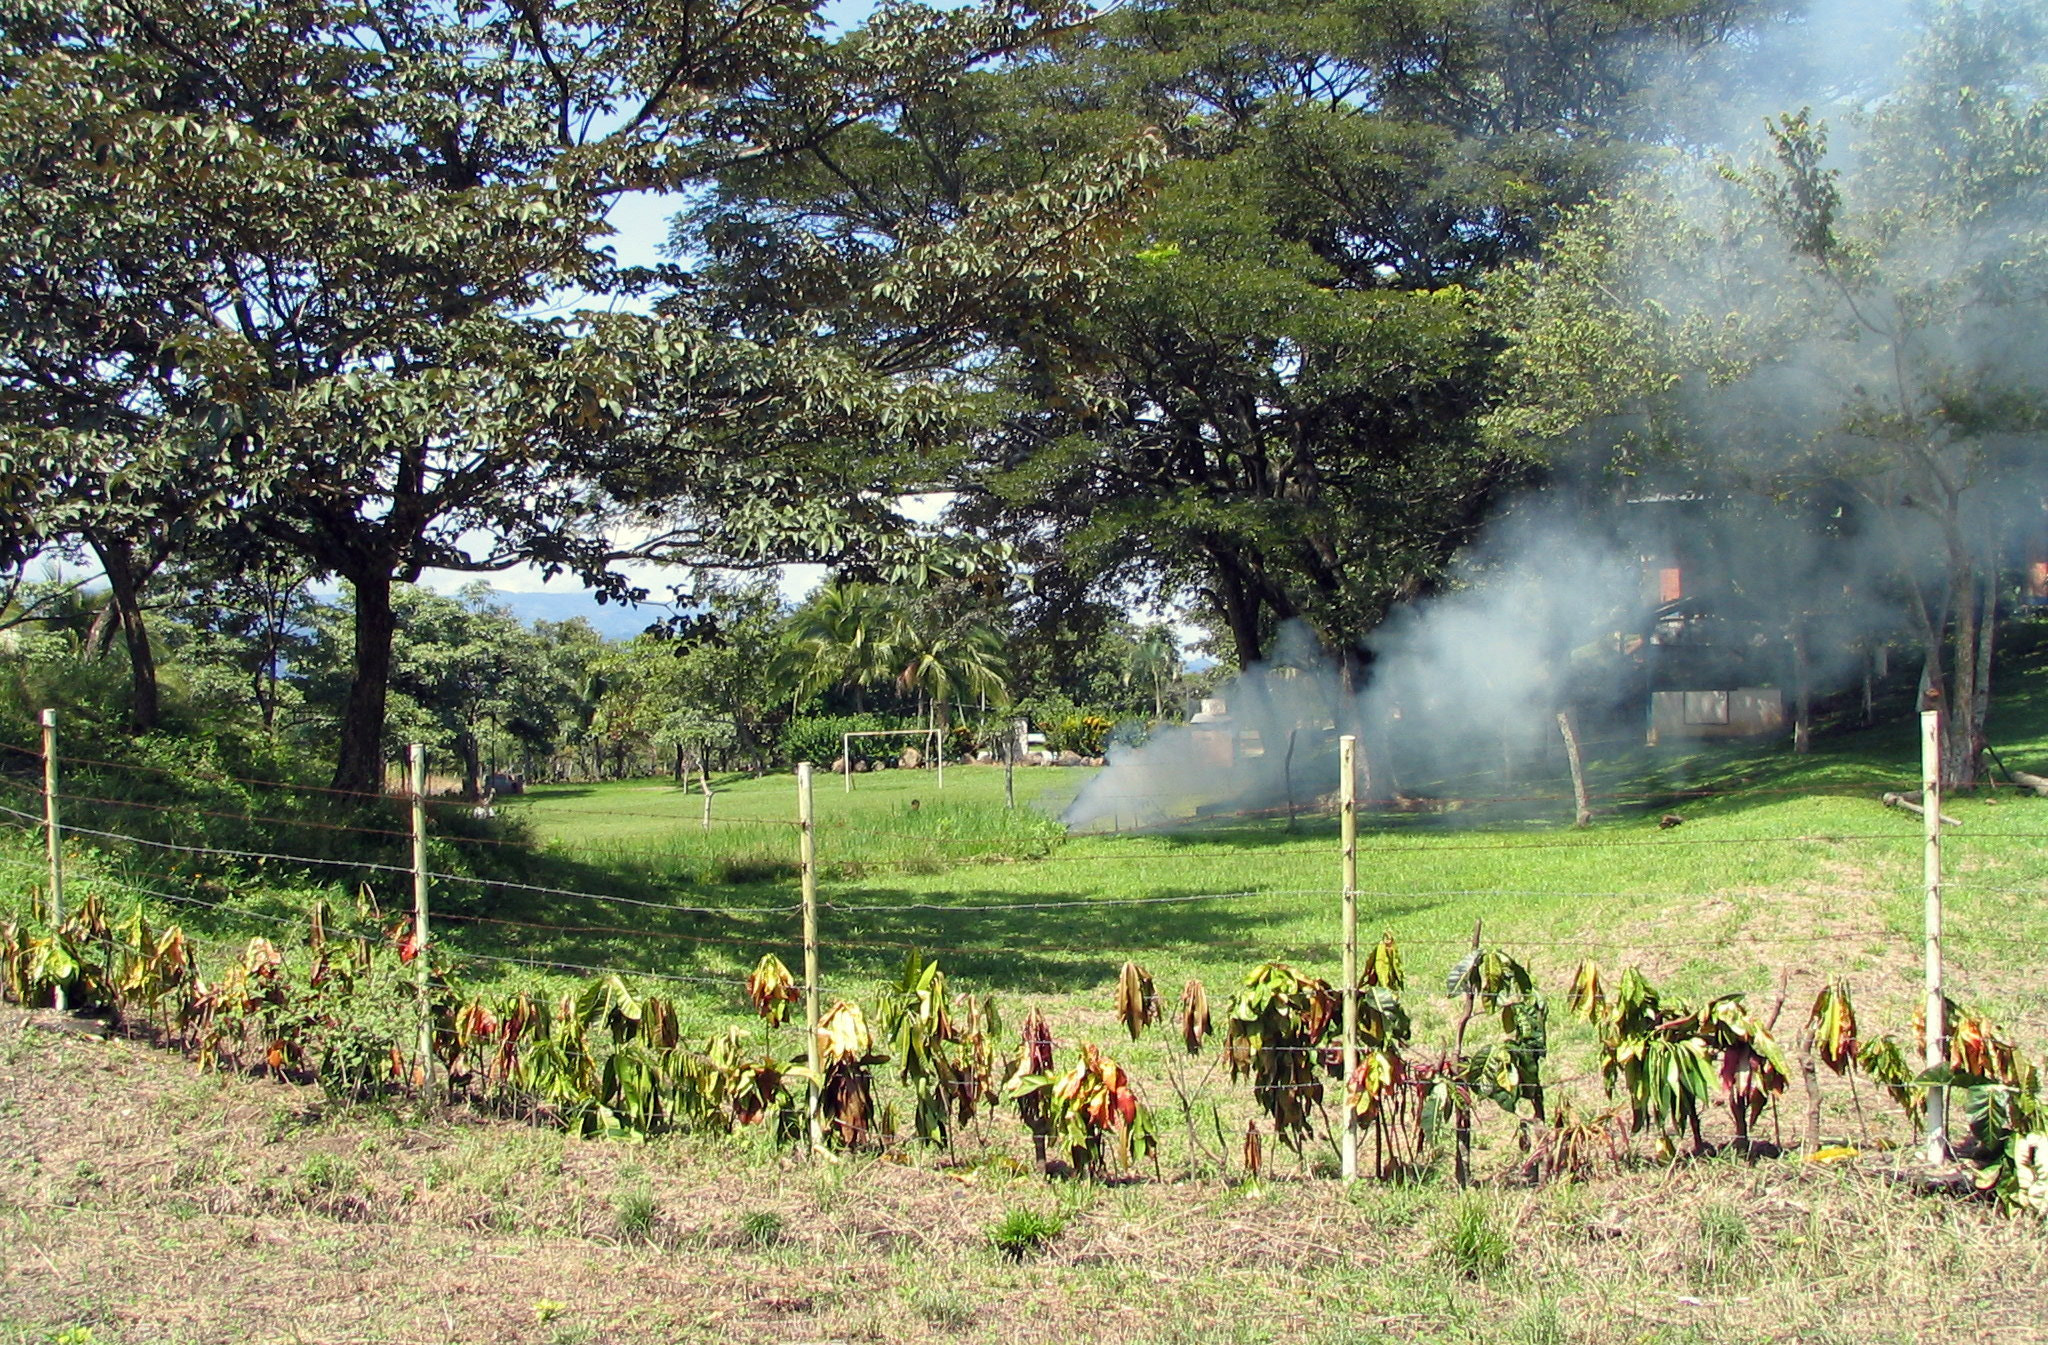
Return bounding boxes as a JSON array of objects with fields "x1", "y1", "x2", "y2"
[
  {"x1": 4, "y1": 733, "x2": 2043, "y2": 1048},
  {"x1": 7, "y1": 733, "x2": 2048, "y2": 1187}
]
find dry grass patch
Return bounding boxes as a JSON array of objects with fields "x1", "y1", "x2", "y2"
[{"x1": 2, "y1": 1005, "x2": 2046, "y2": 1344}]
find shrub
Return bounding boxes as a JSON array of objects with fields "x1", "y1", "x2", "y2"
[{"x1": 779, "y1": 713, "x2": 896, "y2": 769}]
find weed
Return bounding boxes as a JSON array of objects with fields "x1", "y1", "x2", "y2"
[
  {"x1": 987, "y1": 1205, "x2": 1065, "y2": 1260},
  {"x1": 737, "y1": 1209, "x2": 786, "y2": 1248},
  {"x1": 1437, "y1": 1194, "x2": 1509, "y2": 1279},
  {"x1": 1509, "y1": 1300, "x2": 1568, "y2": 1345},
  {"x1": 901, "y1": 1282, "x2": 976, "y2": 1329},
  {"x1": 294, "y1": 1152, "x2": 355, "y2": 1198},
  {"x1": 615, "y1": 1187, "x2": 658, "y2": 1243},
  {"x1": 1689, "y1": 1201, "x2": 1752, "y2": 1285}
]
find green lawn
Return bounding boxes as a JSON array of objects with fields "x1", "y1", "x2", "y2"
[{"x1": 6, "y1": 652, "x2": 2048, "y2": 1173}]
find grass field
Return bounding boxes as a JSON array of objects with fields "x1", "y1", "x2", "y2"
[{"x1": 4, "y1": 656, "x2": 2048, "y2": 1342}]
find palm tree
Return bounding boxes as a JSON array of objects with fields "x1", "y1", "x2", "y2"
[
  {"x1": 893, "y1": 618, "x2": 1011, "y2": 740},
  {"x1": 1124, "y1": 622, "x2": 1181, "y2": 720},
  {"x1": 779, "y1": 583, "x2": 906, "y2": 711}
]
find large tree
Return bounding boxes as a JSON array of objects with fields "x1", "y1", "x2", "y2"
[
  {"x1": 0, "y1": 0, "x2": 1149, "y2": 791},
  {"x1": 683, "y1": 0, "x2": 1784, "y2": 673}
]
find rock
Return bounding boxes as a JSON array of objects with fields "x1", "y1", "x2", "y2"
[
  {"x1": 899, "y1": 746, "x2": 923, "y2": 769},
  {"x1": 830, "y1": 756, "x2": 847, "y2": 774},
  {"x1": 1084, "y1": 756, "x2": 1105, "y2": 768},
  {"x1": 854, "y1": 760, "x2": 871, "y2": 773},
  {"x1": 1056, "y1": 750, "x2": 1084, "y2": 767}
]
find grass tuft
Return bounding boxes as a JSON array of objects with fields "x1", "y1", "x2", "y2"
[
  {"x1": 1437, "y1": 1193, "x2": 1510, "y2": 1279},
  {"x1": 614, "y1": 1187, "x2": 658, "y2": 1243},
  {"x1": 737, "y1": 1208, "x2": 786, "y2": 1248},
  {"x1": 986, "y1": 1204, "x2": 1065, "y2": 1260}
]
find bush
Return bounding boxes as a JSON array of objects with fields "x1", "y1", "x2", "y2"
[
  {"x1": 779, "y1": 713, "x2": 897, "y2": 769},
  {"x1": 1047, "y1": 714, "x2": 1114, "y2": 757}
]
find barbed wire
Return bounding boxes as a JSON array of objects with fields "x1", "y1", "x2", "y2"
[{"x1": 0, "y1": 803, "x2": 802, "y2": 920}]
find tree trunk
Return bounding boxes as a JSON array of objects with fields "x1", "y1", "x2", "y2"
[
  {"x1": 1557, "y1": 710, "x2": 1592, "y2": 828},
  {"x1": 88, "y1": 533, "x2": 160, "y2": 733},
  {"x1": 332, "y1": 570, "x2": 398, "y2": 795},
  {"x1": 457, "y1": 731, "x2": 483, "y2": 802}
]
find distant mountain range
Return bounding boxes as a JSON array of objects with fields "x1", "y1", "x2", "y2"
[{"x1": 479, "y1": 588, "x2": 681, "y2": 641}]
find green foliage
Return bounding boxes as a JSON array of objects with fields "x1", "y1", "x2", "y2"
[
  {"x1": 1044, "y1": 714, "x2": 1114, "y2": 757},
  {"x1": 1225, "y1": 961, "x2": 1338, "y2": 1151},
  {"x1": 781, "y1": 714, "x2": 898, "y2": 770},
  {"x1": 986, "y1": 1205, "x2": 1065, "y2": 1260},
  {"x1": 1438, "y1": 1195, "x2": 1510, "y2": 1279},
  {"x1": 875, "y1": 951, "x2": 1000, "y2": 1146}
]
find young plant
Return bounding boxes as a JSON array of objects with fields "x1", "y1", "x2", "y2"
[
  {"x1": 1572, "y1": 963, "x2": 1786, "y2": 1159},
  {"x1": 1177, "y1": 979, "x2": 1210, "y2": 1053},
  {"x1": 1115, "y1": 960, "x2": 1159, "y2": 1040},
  {"x1": 1927, "y1": 1009, "x2": 2047, "y2": 1212},
  {"x1": 875, "y1": 951, "x2": 958, "y2": 1145},
  {"x1": 746, "y1": 954, "x2": 799, "y2": 1026},
  {"x1": 1225, "y1": 961, "x2": 1338, "y2": 1152},
  {"x1": 814, "y1": 1000, "x2": 884, "y2": 1147},
  {"x1": 1029, "y1": 1043, "x2": 1156, "y2": 1178},
  {"x1": 1006, "y1": 1007, "x2": 1057, "y2": 1164}
]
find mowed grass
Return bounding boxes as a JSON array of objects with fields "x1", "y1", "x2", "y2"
[{"x1": 471, "y1": 665, "x2": 2048, "y2": 1033}]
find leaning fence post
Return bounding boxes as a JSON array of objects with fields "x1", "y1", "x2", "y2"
[
  {"x1": 1921, "y1": 708, "x2": 1948, "y2": 1163},
  {"x1": 798, "y1": 761, "x2": 823, "y2": 1151},
  {"x1": 1339, "y1": 734, "x2": 1359, "y2": 1183},
  {"x1": 410, "y1": 743, "x2": 433, "y2": 1094},
  {"x1": 40, "y1": 709, "x2": 66, "y2": 1012}
]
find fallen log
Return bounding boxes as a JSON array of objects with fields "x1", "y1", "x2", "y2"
[
  {"x1": 1881, "y1": 791, "x2": 1962, "y2": 827},
  {"x1": 2011, "y1": 769, "x2": 2048, "y2": 798}
]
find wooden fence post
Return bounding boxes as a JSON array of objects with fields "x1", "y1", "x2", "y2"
[
  {"x1": 1340, "y1": 734, "x2": 1359, "y2": 1183},
  {"x1": 1922, "y1": 708, "x2": 1948, "y2": 1163},
  {"x1": 1556, "y1": 711, "x2": 1591, "y2": 828},
  {"x1": 410, "y1": 743, "x2": 433, "y2": 1094},
  {"x1": 41, "y1": 709, "x2": 66, "y2": 1012},
  {"x1": 798, "y1": 762, "x2": 823, "y2": 1151}
]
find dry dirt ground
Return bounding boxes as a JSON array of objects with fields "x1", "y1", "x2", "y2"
[{"x1": 2, "y1": 1005, "x2": 2044, "y2": 1345}]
